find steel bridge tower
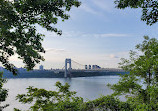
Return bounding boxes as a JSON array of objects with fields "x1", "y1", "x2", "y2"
[{"x1": 65, "y1": 58, "x2": 71, "y2": 78}]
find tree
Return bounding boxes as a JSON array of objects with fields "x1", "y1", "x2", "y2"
[
  {"x1": 15, "y1": 81, "x2": 86, "y2": 111},
  {"x1": 0, "y1": 72, "x2": 9, "y2": 111},
  {"x1": 114, "y1": 0, "x2": 158, "y2": 25},
  {"x1": 0, "y1": 0, "x2": 81, "y2": 74},
  {"x1": 85, "y1": 95, "x2": 133, "y2": 111},
  {"x1": 16, "y1": 81, "x2": 134, "y2": 111},
  {"x1": 107, "y1": 36, "x2": 158, "y2": 110}
]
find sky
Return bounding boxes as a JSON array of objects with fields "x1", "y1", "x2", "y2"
[{"x1": 9, "y1": 0, "x2": 158, "y2": 69}]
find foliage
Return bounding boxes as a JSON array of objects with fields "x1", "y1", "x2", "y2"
[
  {"x1": 0, "y1": 0, "x2": 81, "y2": 74},
  {"x1": 107, "y1": 36, "x2": 158, "y2": 110},
  {"x1": 15, "y1": 81, "x2": 86, "y2": 111},
  {"x1": 0, "y1": 72, "x2": 9, "y2": 111},
  {"x1": 85, "y1": 95, "x2": 133, "y2": 111},
  {"x1": 114, "y1": 0, "x2": 158, "y2": 25},
  {"x1": 77, "y1": 36, "x2": 158, "y2": 111},
  {"x1": 15, "y1": 82, "x2": 134, "y2": 111}
]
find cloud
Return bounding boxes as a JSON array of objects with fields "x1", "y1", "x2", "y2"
[
  {"x1": 38, "y1": 29, "x2": 84, "y2": 38},
  {"x1": 80, "y1": 4, "x2": 98, "y2": 15},
  {"x1": 61, "y1": 31, "x2": 131, "y2": 38},
  {"x1": 78, "y1": 1, "x2": 105, "y2": 17},
  {"x1": 84, "y1": 32, "x2": 130, "y2": 38},
  {"x1": 82, "y1": 33, "x2": 130, "y2": 38},
  {"x1": 95, "y1": 33, "x2": 129, "y2": 37},
  {"x1": 92, "y1": 0, "x2": 114, "y2": 12},
  {"x1": 78, "y1": 0, "x2": 114, "y2": 17},
  {"x1": 103, "y1": 51, "x2": 129, "y2": 60},
  {"x1": 45, "y1": 48, "x2": 66, "y2": 53},
  {"x1": 62, "y1": 31, "x2": 130, "y2": 38},
  {"x1": 37, "y1": 25, "x2": 131, "y2": 38},
  {"x1": 9, "y1": 54, "x2": 22, "y2": 62},
  {"x1": 103, "y1": 54, "x2": 119, "y2": 60},
  {"x1": 109, "y1": 54, "x2": 119, "y2": 59}
]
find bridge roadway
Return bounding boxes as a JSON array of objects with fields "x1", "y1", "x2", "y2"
[
  {"x1": 59, "y1": 68, "x2": 124, "y2": 73},
  {"x1": 57, "y1": 68, "x2": 125, "y2": 78}
]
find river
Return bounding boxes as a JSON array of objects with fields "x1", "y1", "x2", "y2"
[{"x1": 2, "y1": 76, "x2": 120, "y2": 111}]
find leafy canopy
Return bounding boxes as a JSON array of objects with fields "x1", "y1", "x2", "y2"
[
  {"x1": 0, "y1": 0, "x2": 81, "y2": 74},
  {"x1": 15, "y1": 81, "x2": 85, "y2": 111},
  {"x1": 15, "y1": 81, "x2": 132, "y2": 111},
  {"x1": 84, "y1": 36, "x2": 158, "y2": 110},
  {"x1": 115, "y1": 0, "x2": 158, "y2": 25},
  {"x1": 108, "y1": 36, "x2": 158, "y2": 110},
  {"x1": 0, "y1": 72, "x2": 9, "y2": 111}
]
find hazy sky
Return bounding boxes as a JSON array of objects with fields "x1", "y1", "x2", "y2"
[{"x1": 10, "y1": 0, "x2": 158, "y2": 69}]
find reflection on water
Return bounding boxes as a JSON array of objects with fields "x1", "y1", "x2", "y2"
[{"x1": 3, "y1": 76, "x2": 120, "y2": 111}]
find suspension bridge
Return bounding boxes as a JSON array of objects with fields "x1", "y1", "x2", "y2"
[
  {"x1": 2, "y1": 58, "x2": 125, "y2": 78},
  {"x1": 57, "y1": 58, "x2": 124, "y2": 78}
]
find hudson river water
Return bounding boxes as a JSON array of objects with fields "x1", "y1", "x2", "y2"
[{"x1": 3, "y1": 76, "x2": 120, "y2": 111}]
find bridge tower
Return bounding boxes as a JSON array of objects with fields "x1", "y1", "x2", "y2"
[{"x1": 65, "y1": 58, "x2": 71, "y2": 78}]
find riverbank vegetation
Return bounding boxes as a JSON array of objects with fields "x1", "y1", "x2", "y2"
[{"x1": 0, "y1": 72, "x2": 8, "y2": 111}]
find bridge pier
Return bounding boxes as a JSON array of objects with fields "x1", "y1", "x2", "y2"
[{"x1": 65, "y1": 58, "x2": 71, "y2": 78}]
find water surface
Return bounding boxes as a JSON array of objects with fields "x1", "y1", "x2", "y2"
[{"x1": 3, "y1": 76, "x2": 120, "y2": 111}]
